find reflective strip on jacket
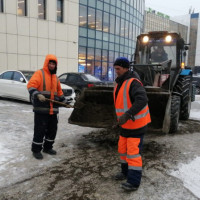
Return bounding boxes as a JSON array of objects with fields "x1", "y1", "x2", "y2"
[
  {"x1": 27, "y1": 54, "x2": 64, "y2": 115},
  {"x1": 114, "y1": 78, "x2": 151, "y2": 130}
]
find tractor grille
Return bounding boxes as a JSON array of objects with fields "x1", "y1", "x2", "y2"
[{"x1": 62, "y1": 89, "x2": 72, "y2": 96}]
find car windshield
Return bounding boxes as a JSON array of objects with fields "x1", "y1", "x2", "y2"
[
  {"x1": 22, "y1": 71, "x2": 34, "y2": 81},
  {"x1": 82, "y1": 74, "x2": 101, "y2": 82}
]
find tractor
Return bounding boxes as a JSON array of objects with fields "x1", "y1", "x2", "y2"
[{"x1": 69, "y1": 31, "x2": 195, "y2": 133}]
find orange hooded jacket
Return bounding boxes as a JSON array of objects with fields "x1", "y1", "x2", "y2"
[{"x1": 27, "y1": 54, "x2": 64, "y2": 115}]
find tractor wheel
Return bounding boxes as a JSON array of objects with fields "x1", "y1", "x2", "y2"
[
  {"x1": 174, "y1": 75, "x2": 191, "y2": 120},
  {"x1": 169, "y1": 95, "x2": 181, "y2": 133}
]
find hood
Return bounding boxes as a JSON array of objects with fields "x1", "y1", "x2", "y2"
[{"x1": 43, "y1": 54, "x2": 58, "y2": 74}]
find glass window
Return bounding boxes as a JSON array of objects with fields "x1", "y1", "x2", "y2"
[
  {"x1": 80, "y1": 0, "x2": 87, "y2": 5},
  {"x1": 1, "y1": 71, "x2": 13, "y2": 80},
  {"x1": 102, "y1": 50, "x2": 108, "y2": 61},
  {"x1": 87, "y1": 48, "x2": 95, "y2": 60},
  {"x1": 110, "y1": 0, "x2": 115, "y2": 6},
  {"x1": 94, "y1": 61, "x2": 102, "y2": 79},
  {"x1": 96, "y1": 31, "x2": 102, "y2": 40},
  {"x1": 120, "y1": 18, "x2": 125, "y2": 37},
  {"x1": 67, "y1": 74, "x2": 80, "y2": 82},
  {"x1": 96, "y1": 10, "x2": 102, "y2": 31},
  {"x1": 97, "y1": 0, "x2": 103, "y2": 10},
  {"x1": 103, "y1": 12, "x2": 109, "y2": 32},
  {"x1": 116, "y1": 0, "x2": 121, "y2": 8},
  {"x1": 115, "y1": 17, "x2": 120, "y2": 35},
  {"x1": 79, "y1": 37, "x2": 87, "y2": 46},
  {"x1": 88, "y1": 38, "x2": 95, "y2": 47},
  {"x1": 103, "y1": 41, "x2": 108, "y2": 49},
  {"x1": 88, "y1": 7, "x2": 95, "y2": 29},
  {"x1": 59, "y1": 74, "x2": 68, "y2": 82},
  {"x1": 79, "y1": 27, "x2": 87, "y2": 37},
  {"x1": 0, "y1": 0, "x2": 3, "y2": 12},
  {"x1": 96, "y1": 40, "x2": 102, "y2": 48},
  {"x1": 109, "y1": 34, "x2": 114, "y2": 42},
  {"x1": 88, "y1": 29, "x2": 95, "y2": 38},
  {"x1": 121, "y1": 2, "x2": 125, "y2": 10},
  {"x1": 102, "y1": 62, "x2": 108, "y2": 81},
  {"x1": 125, "y1": 20, "x2": 129, "y2": 38},
  {"x1": 95, "y1": 49, "x2": 101, "y2": 61},
  {"x1": 109, "y1": 51, "x2": 114, "y2": 62},
  {"x1": 109, "y1": 42, "x2": 114, "y2": 51},
  {"x1": 88, "y1": 0, "x2": 96, "y2": 8},
  {"x1": 110, "y1": 14, "x2": 115, "y2": 34},
  {"x1": 79, "y1": 46, "x2": 87, "y2": 60},
  {"x1": 103, "y1": 32, "x2": 109, "y2": 41},
  {"x1": 18, "y1": 0, "x2": 27, "y2": 16},
  {"x1": 86, "y1": 60, "x2": 94, "y2": 75},
  {"x1": 79, "y1": 5, "x2": 87, "y2": 27},
  {"x1": 13, "y1": 72, "x2": 23, "y2": 82},
  {"x1": 104, "y1": 3, "x2": 109, "y2": 12},
  {"x1": 110, "y1": 6, "x2": 115, "y2": 15},
  {"x1": 57, "y1": 0, "x2": 63, "y2": 23},
  {"x1": 38, "y1": 0, "x2": 46, "y2": 20}
]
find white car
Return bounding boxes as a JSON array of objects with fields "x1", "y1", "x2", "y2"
[{"x1": 0, "y1": 70, "x2": 75, "y2": 103}]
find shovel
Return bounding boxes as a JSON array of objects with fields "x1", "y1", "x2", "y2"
[{"x1": 45, "y1": 98, "x2": 84, "y2": 109}]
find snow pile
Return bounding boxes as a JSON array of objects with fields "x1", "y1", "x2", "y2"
[
  {"x1": 170, "y1": 95, "x2": 200, "y2": 198},
  {"x1": 171, "y1": 157, "x2": 200, "y2": 198}
]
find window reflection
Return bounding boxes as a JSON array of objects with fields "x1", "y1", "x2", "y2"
[
  {"x1": 80, "y1": 5, "x2": 87, "y2": 27},
  {"x1": 18, "y1": 0, "x2": 27, "y2": 16},
  {"x1": 78, "y1": 0, "x2": 145, "y2": 81},
  {"x1": 38, "y1": 0, "x2": 46, "y2": 19},
  {"x1": 88, "y1": 8, "x2": 95, "y2": 29},
  {"x1": 103, "y1": 12, "x2": 109, "y2": 32},
  {"x1": 96, "y1": 10, "x2": 103, "y2": 31},
  {"x1": 0, "y1": 0, "x2": 3, "y2": 12},
  {"x1": 57, "y1": 0, "x2": 63, "y2": 23}
]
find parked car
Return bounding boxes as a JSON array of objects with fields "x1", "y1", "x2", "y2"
[
  {"x1": 58, "y1": 72, "x2": 107, "y2": 98},
  {"x1": 0, "y1": 70, "x2": 75, "y2": 103},
  {"x1": 192, "y1": 75, "x2": 200, "y2": 94}
]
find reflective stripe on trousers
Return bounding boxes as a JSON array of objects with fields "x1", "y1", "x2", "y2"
[{"x1": 118, "y1": 136, "x2": 143, "y2": 170}]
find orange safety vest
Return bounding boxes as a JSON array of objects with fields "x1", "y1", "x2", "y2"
[
  {"x1": 27, "y1": 54, "x2": 63, "y2": 115},
  {"x1": 114, "y1": 78, "x2": 151, "y2": 129}
]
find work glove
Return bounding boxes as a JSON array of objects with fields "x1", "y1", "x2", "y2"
[
  {"x1": 37, "y1": 94, "x2": 46, "y2": 102},
  {"x1": 118, "y1": 113, "x2": 135, "y2": 126}
]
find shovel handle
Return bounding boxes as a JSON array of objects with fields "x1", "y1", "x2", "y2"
[{"x1": 45, "y1": 98, "x2": 73, "y2": 108}]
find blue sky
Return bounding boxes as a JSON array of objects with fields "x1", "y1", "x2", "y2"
[{"x1": 145, "y1": 0, "x2": 200, "y2": 17}]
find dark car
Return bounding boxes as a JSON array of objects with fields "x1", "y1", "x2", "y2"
[{"x1": 58, "y1": 72, "x2": 106, "y2": 98}]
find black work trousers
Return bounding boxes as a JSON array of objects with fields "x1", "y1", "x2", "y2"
[{"x1": 32, "y1": 113, "x2": 58, "y2": 153}]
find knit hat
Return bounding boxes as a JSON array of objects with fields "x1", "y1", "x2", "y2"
[{"x1": 113, "y1": 57, "x2": 130, "y2": 68}]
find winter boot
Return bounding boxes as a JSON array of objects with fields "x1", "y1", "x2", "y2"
[
  {"x1": 114, "y1": 172, "x2": 127, "y2": 180},
  {"x1": 43, "y1": 149, "x2": 57, "y2": 155},
  {"x1": 121, "y1": 182, "x2": 139, "y2": 191},
  {"x1": 33, "y1": 152, "x2": 43, "y2": 160}
]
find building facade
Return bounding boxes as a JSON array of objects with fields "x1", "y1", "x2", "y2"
[
  {"x1": 172, "y1": 13, "x2": 200, "y2": 67},
  {"x1": 78, "y1": 0, "x2": 145, "y2": 81},
  {"x1": 0, "y1": 0, "x2": 145, "y2": 81},
  {"x1": 0, "y1": 0, "x2": 79, "y2": 75},
  {"x1": 144, "y1": 8, "x2": 188, "y2": 42}
]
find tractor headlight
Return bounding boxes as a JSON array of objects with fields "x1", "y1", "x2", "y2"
[
  {"x1": 142, "y1": 36, "x2": 149, "y2": 43},
  {"x1": 165, "y1": 35, "x2": 172, "y2": 43}
]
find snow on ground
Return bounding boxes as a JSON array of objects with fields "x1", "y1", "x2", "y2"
[
  {"x1": 0, "y1": 96, "x2": 200, "y2": 198},
  {"x1": 170, "y1": 95, "x2": 200, "y2": 198},
  {"x1": 0, "y1": 100, "x2": 97, "y2": 188}
]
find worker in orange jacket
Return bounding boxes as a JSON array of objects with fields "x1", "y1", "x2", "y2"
[
  {"x1": 27, "y1": 54, "x2": 68, "y2": 160},
  {"x1": 113, "y1": 57, "x2": 151, "y2": 191}
]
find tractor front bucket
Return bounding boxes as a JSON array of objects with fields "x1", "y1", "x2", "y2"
[
  {"x1": 145, "y1": 86, "x2": 171, "y2": 130},
  {"x1": 68, "y1": 86, "x2": 117, "y2": 128}
]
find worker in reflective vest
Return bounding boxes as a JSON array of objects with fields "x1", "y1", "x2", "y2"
[
  {"x1": 27, "y1": 54, "x2": 68, "y2": 160},
  {"x1": 113, "y1": 57, "x2": 151, "y2": 191}
]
